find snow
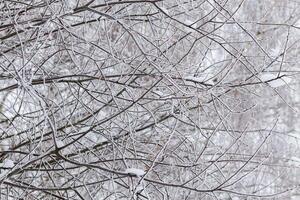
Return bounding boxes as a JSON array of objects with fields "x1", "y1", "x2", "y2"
[
  {"x1": 79, "y1": 126, "x2": 91, "y2": 133},
  {"x1": 56, "y1": 140, "x2": 65, "y2": 148},
  {"x1": 270, "y1": 42, "x2": 282, "y2": 56},
  {"x1": 0, "y1": 159, "x2": 14, "y2": 168},
  {"x1": 184, "y1": 76, "x2": 214, "y2": 86},
  {"x1": 97, "y1": 136, "x2": 107, "y2": 143},
  {"x1": 260, "y1": 74, "x2": 275, "y2": 81},
  {"x1": 291, "y1": 157, "x2": 300, "y2": 163},
  {"x1": 160, "y1": 7, "x2": 169, "y2": 15},
  {"x1": 289, "y1": 133, "x2": 300, "y2": 139},
  {"x1": 203, "y1": 49, "x2": 225, "y2": 67},
  {"x1": 185, "y1": 20, "x2": 197, "y2": 29},
  {"x1": 260, "y1": 74, "x2": 292, "y2": 88},
  {"x1": 184, "y1": 76, "x2": 205, "y2": 83},
  {"x1": 292, "y1": 195, "x2": 300, "y2": 200},
  {"x1": 124, "y1": 168, "x2": 145, "y2": 177},
  {"x1": 136, "y1": 185, "x2": 144, "y2": 192},
  {"x1": 154, "y1": 90, "x2": 164, "y2": 96},
  {"x1": 99, "y1": 110, "x2": 107, "y2": 118},
  {"x1": 295, "y1": 19, "x2": 300, "y2": 27},
  {"x1": 65, "y1": 1, "x2": 77, "y2": 9},
  {"x1": 0, "y1": 171, "x2": 8, "y2": 180},
  {"x1": 0, "y1": 139, "x2": 9, "y2": 151}
]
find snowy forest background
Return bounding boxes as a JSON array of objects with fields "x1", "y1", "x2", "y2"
[{"x1": 0, "y1": 0, "x2": 300, "y2": 199}]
